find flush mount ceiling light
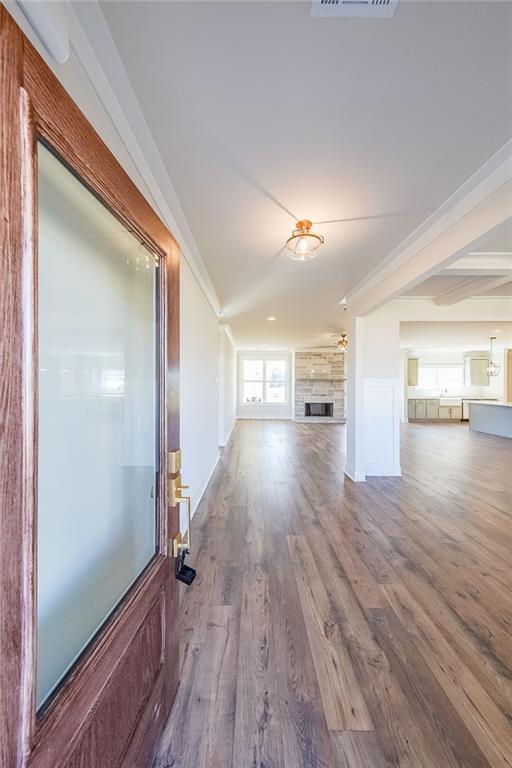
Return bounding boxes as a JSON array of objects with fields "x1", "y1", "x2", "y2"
[
  {"x1": 485, "y1": 336, "x2": 501, "y2": 377},
  {"x1": 267, "y1": 316, "x2": 276, "y2": 321},
  {"x1": 286, "y1": 219, "x2": 324, "y2": 261}
]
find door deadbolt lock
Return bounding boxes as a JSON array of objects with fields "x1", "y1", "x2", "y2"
[
  {"x1": 169, "y1": 473, "x2": 192, "y2": 552},
  {"x1": 168, "y1": 463, "x2": 196, "y2": 585}
]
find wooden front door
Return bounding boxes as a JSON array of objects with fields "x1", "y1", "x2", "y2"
[{"x1": 0, "y1": 8, "x2": 180, "y2": 767}]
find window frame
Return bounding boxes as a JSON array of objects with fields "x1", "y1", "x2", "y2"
[
  {"x1": 238, "y1": 354, "x2": 290, "y2": 407},
  {"x1": 416, "y1": 362, "x2": 465, "y2": 393}
]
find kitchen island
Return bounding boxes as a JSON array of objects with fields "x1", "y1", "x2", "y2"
[{"x1": 469, "y1": 401, "x2": 512, "y2": 439}]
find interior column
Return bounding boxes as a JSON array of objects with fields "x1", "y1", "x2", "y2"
[{"x1": 345, "y1": 309, "x2": 402, "y2": 480}]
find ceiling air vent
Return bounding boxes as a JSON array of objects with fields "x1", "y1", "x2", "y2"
[{"x1": 311, "y1": 0, "x2": 399, "y2": 18}]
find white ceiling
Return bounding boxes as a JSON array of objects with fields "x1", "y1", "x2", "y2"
[
  {"x1": 99, "y1": 0, "x2": 512, "y2": 349},
  {"x1": 403, "y1": 221, "x2": 512, "y2": 300}
]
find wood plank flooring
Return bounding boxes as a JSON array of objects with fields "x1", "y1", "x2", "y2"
[{"x1": 154, "y1": 420, "x2": 512, "y2": 768}]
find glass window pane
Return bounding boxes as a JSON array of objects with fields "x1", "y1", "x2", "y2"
[
  {"x1": 37, "y1": 144, "x2": 158, "y2": 709},
  {"x1": 266, "y1": 382, "x2": 286, "y2": 403},
  {"x1": 243, "y1": 381, "x2": 263, "y2": 403},
  {"x1": 266, "y1": 360, "x2": 286, "y2": 382},
  {"x1": 243, "y1": 359, "x2": 263, "y2": 381},
  {"x1": 418, "y1": 364, "x2": 463, "y2": 392}
]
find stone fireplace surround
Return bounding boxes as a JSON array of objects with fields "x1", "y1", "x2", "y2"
[{"x1": 294, "y1": 349, "x2": 345, "y2": 423}]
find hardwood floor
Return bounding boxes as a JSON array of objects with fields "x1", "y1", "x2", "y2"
[{"x1": 154, "y1": 420, "x2": 512, "y2": 768}]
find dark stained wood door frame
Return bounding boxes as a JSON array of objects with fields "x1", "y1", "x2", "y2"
[{"x1": 0, "y1": 8, "x2": 180, "y2": 767}]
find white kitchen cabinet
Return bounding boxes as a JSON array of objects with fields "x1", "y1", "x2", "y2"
[
  {"x1": 439, "y1": 405, "x2": 462, "y2": 420},
  {"x1": 466, "y1": 358, "x2": 490, "y2": 387},
  {"x1": 409, "y1": 398, "x2": 461, "y2": 421},
  {"x1": 407, "y1": 358, "x2": 419, "y2": 386},
  {"x1": 408, "y1": 398, "x2": 440, "y2": 420},
  {"x1": 438, "y1": 405, "x2": 451, "y2": 420}
]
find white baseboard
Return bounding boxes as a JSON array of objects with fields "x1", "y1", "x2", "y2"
[
  {"x1": 344, "y1": 464, "x2": 366, "y2": 482},
  {"x1": 191, "y1": 454, "x2": 220, "y2": 516},
  {"x1": 219, "y1": 418, "x2": 236, "y2": 447},
  {"x1": 365, "y1": 463, "x2": 402, "y2": 477},
  {"x1": 181, "y1": 453, "x2": 220, "y2": 538}
]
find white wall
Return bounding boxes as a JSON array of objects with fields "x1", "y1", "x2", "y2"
[
  {"x1": 180, "y1": 260, "x2": 220, "y2": 526},
  {"x1": 236, "y1": 351, "x2": 293, "y2": 419},
  {"x1": 218, "y1": 327, "x2": 237, "y2": 446},
  {"x1": 346, "y1": 297, "x2": 512, "y2": 481},
  {"x1": 4, "y1": 2, "x2": 153, "y2": 207},
  {"x1": 7, "y1": 6, "x2": 227, "y2": 529}
]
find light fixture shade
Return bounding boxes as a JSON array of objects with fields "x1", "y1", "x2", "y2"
[
  {"x1": 337, "y1": 333, "x2": 348, "y2": 349},
  {"x1": 486, "y1": 336, "x2": 500, "y2": 377},
  {"x1": 485, "y1": 361, "x2": 500, "y2": 377},
  {"x1": 286, "y1": 219, "x2": 324, "y2": 260}
]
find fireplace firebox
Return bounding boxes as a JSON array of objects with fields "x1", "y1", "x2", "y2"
[{"x1": 305, "y1": 402, "x2": 333, "y2": 417}]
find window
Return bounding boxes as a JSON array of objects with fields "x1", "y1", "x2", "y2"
[
  {"x1": 417, "y1": 364, "x2": 464, "y2": 393},
  {"x1": 241, "y1": 358, "x2": 287, "y2": 404}
]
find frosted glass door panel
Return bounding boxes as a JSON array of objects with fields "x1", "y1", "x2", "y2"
[{"x1": 37, "y1": 144, "x2": 158, "y2": 708}]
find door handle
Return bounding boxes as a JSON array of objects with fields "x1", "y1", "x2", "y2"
[{"x1": 169, "y1": 473, "x2": 192, "y2": 557}]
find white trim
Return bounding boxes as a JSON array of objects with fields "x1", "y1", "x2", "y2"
[
  {"x1": 219, "y1": 418, "x2": 237, "y2": 447},
  {"x1": 363, "y1": 377, "x2": 402, "y2": 478},
  {"x1": 365, "y1": 463, "x2": 402, "y2": 477},
  {"x1": 191, "y1": 454, "x2": 219, "y2": 518},
  {"x1": 17, "y1": 0, "x2": 69, "y2": 63},
  {"x1": 223, "y1": 323, "x2": 238, "y2": 351},
  {"x1": 344, "y1": 464, "x2": 366, "y2": 482},
  {"x1": 345, "y1": 316, "x2": 367, "y2": 482},
  {"x1": 237, "y1": 352, "x2": 291, "y2": 409},
  {"x1": 65, "y1": 1, "x2": 221, "y2": 317},
  {"x1": 392, "y1": 294, "x2": 512, "y2": 302},
  {"x1": 346, "y1": 141, "x2": 512, "y2": 315}
]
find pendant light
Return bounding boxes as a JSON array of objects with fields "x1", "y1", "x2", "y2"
[
  {"x1": 337, "y1": 333, "x2": 348, "y2": 350},
  {"x1": 485, "y1": 336, "x2": 500, "y2": 377},
  {"x1": 286, "y1": 220, "x2": 324, "y2": 260}
]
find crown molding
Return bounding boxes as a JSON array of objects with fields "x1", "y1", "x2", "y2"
[
  {"x1": 347, "y1": 139, "x2": 512, "y2": 315},
  {"x1": 219, "y1": 322, "x2": 238, "y2": 350},
  {"x1": 64, "y1": 0, "x2": 221, "y2": 316}
]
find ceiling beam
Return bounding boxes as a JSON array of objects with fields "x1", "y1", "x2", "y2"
[
  {"x1": 441, "y1": 267, "x2": 512, "y2": 277},
  {"x1": 435, "y1": 273, "x2": 512, "y2": 305},
  {"x1": 444, "y1": 256, "x2": 512, "y2": 271},
  {"x1": 346, "y1": 142, "x2": 512, "y2": 316}
]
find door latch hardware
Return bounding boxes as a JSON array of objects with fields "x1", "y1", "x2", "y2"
[
  {"x1": 171, "y1": 532, "x2": 188, "y2": 558},
  {"x1": 175, "y1": 548, "x2": 196, "y2": 586},
  {"x1": 169, "y1": 473, "x2": 192, "y2": 553},
  {"x1": 167, "y1": 449, "x2": 181, "y2": 475},
  {"x1": 168, "y1": 469, "x2": 196, "y2": 584}
]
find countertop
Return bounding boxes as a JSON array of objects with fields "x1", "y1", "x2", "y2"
[{"x1": 469, "y1": 401, "x2": 512, "y2": 409}]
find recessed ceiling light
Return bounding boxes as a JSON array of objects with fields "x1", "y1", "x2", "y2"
[
  {"x1": 286, "y1": 219, "x2": 324, "y2": 260},
  {"x1": 267, "y1": 316, "x2": 276, "y2": 321},
  {"x1": 492, "y1": 329, "x2": 502, "y2": 333}
]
